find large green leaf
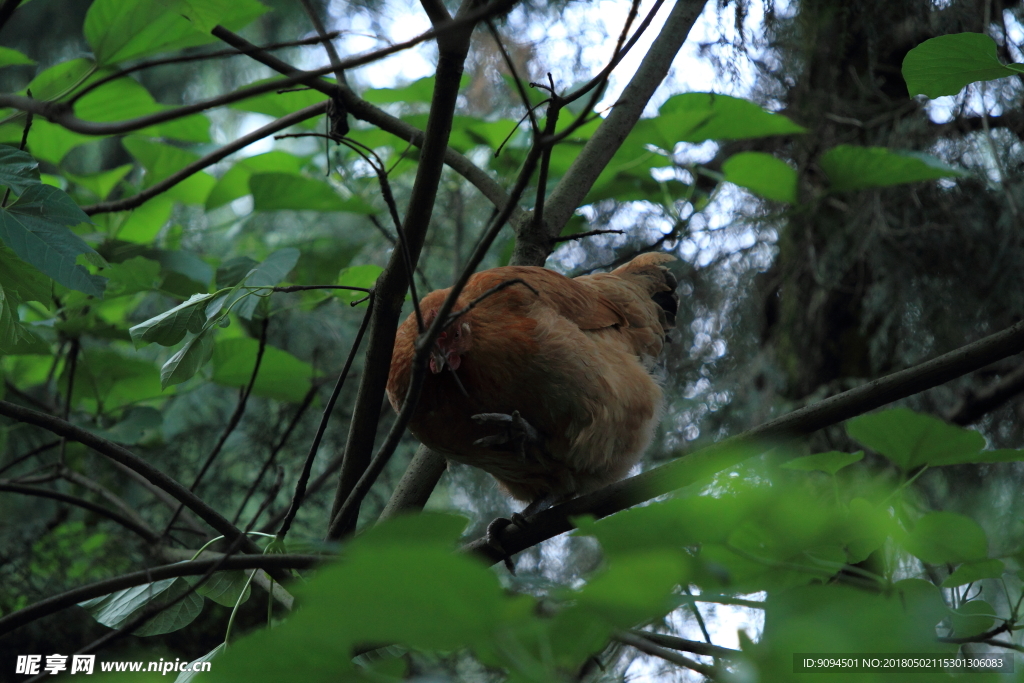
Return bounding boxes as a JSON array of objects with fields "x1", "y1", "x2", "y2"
[
  {"x1": 26, "y1": 58, "x2": 100, "y2": 101},
  {"x1": 66, "y1": 164, "x2": 133, "y2": 201},
  {"x1": 102, "y1": 255, "x2": 160, "y2": 297},
  {"x1": 66, "y1": 350, "x2": 164, "y2": 412},
  {"x1": 75, "y1": 78, "x2": 210, "y2": 142},
  {"x1": 845, "y1": 408, "x2": 985, "y2": 469},
  {"x1": 78, "y1": 576, "x2": 204, "y2": 636},
  {"x1": 160, "y1": 327, "x2": 216, "y2": 388},
  {"x1": 903, "y1": 512, "x2": 988, "y2": 564},
  {"x1": 130, "y1": 292, "x2": 214, "y2": 347},
  {"x1": 121, "y1": 137, "x2": 215, "y2": 204},
  {"x1": 195, "y1": 571, "x2": 251, "y2": 608},
  {"x1": 903, "y1": 33, "x2": 1024, "y2": 98},
  {"x1": 0, "y1": 242, "x2": 51, "y2": 303},
  {"x1": 212, "y1": 337, "x2": 314, "y2": 403},
  {"x1": 0, "y1": 47, "x2": 33, "y2": 68},
  {"x1": 0, "y1": 184, "x2": 105, "y2": 297},
  {"x1": 85, "y1": 0, "x2": 267, "y2": 66},
  {"x1": 248, "y1": 172, "x2": 376, "y2": 211},
  {"x1": 249, "y1": 173, "x2": 374, "y2": 213},
  {"x1": 949, "y1": 600, "x2": 996, "y2": 638},
  {"x1": 335, "y1": 264, "x2": 381, "y2": 305},
  {"x1": 25, "y1": 120, "x2": 93, "y2": 166},
  {"x1": 781, "y1": 450, "x2": 864, "y2": 475},
  {"x1": 206, "y1": 152, "x2": 305, "y2": 210},
  {"x1": 233, "y1": 248, "x2": 300, "y2": 319},
  {"x1": 723, "y1": 151, "x2": 798, "y2": 204},
  {"x1": 227, "y1": 77, "x2": 327, "y2": 120},
  {"x1": 941, "y1": 559, "x2": 1004, "y2": 588},
  {"x1": 820, "y1": 145, "x2": 964, "y2": 192},
  {"x1": 0, "y1": 145, "x2": 40, "y2": 194},
  {"x1": 655, "y1": 92, "x2": 806, "y2": 145}
]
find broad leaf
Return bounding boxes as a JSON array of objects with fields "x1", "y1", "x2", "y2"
[
  {"x1": 160, "y1": 327, "x2": 216, "y2": 388},
  {"x1": 782, "y1": 450, "x2": 864, "y2": 475},
  {"x1": 206, "y1": 151, "x2": 305, "y2": 210},
  {"x1": 212, "y1": 337, "x2": 314, "y2": 403},
  {"x1": 103, "y1": 256, "x2": 160, "y2": 297},
  {"x1": 174, "y1": 644, "x2": 224, "y2": 683},
  {"x1": 821, "y1": 145, "x2": 964, "y2": 192},
  {"x1": 75, "y1": 78, "x2": 210, "y2": 142},
  {"x1": 25, "y1": 120, "x2": 93, "y2": 166},
  {"x1": 122, "y1": 137, "x2": 215, "y2": 204},
  {"x1": 195, "y1": 571, "x2": 252, "y2": 607},
  {"x1": 78, "y1": 576, "x2": 204, "y2": 636},
  {"x1": 942, "y1": 559, "x2": 1004, "y2": 588},
  {"x1": 723, "y1": 151, "x2": 798, "y2": 204},
  {"x1": 903, "y1": 33, "x2": 1022, "y2": 98},
  {"x1": 85, "y1": 0, "x2": 267, "y2": 66},
  {"x1": 250, "y1": 173, "x2": 374, "y2": 213},
  {"x1": 949, "y1": 600, "x2": 996, "y2": 638},
  {"x1": 335, "y1": 264, "x2": 381, "y2": 305},
  {"x1": 0, "y1": 243, "x2": 52, "y2": 303},
  {"x1": 0, "y1": 184, "x2": 105, "y2": 297},
  {"x1": 655, "y1": 92, "x2": 806, "y2": 144},
  {"x1": 129, "y1": 293, "x2": 214, "y2": 347},
  {"x1": 232, "y1": 248, "x2": 300, "y2": 319},
  {"x1": 0, "y1": 47, "x2": 33, "y2": 68},
  {"x1": 66, "y1": 164, "x2": 133, "y2": 200},
  {"x1": 903, "y1": 512, "x2": 988, "y2": 564},
  {"x1": 0, "y1": 145, "x2": 41, "y2": 194},
  {"x1": 845, "y1": 408, "x2": 985, "y2": 469}
]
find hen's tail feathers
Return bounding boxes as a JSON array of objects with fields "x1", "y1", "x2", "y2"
[{"x1": 611, "y1": 253, "x2": 679, "y2": 333}]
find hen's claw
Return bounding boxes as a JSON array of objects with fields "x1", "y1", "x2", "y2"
[
  {"x1": 472, "y1": 410, "x2": 542, "y2": 460},
  {"x1": 486, "y1": 516, "x2": 522, "y2": 573}
]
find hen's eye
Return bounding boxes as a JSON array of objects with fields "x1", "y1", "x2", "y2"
[{"x1": 453, "y1": 328, "x2": 461, "y2": 338}]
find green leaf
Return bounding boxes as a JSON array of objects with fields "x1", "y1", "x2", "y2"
[
  {"x1": 572, "y1": 550, "x2": 686, "y2": 626},
  {"x1": 78, "y1": 576, "x2": 204, "y2": 636},
  {"x1": 723, "y1": 152, "x2": 798, "y2": 204},
  {"x1": 84, "y1": 0, "x2": 267, "y2": 66},
  {"x1": 228, "y1": 77, "x2": 328, "y2": 120},
  {"x1": 335, "y1": 264, "x2": 381, "y2": 305},
  {"x1": 845, "y1": 408, "x2": 985, "y2": 469},
  {"x1": 951, "y1": 448, "x2": 1024, "y2": 464},
  {"x1": 904, "y1": 512, "x2": 988, "y2": 564},
  {"x1": 363, "y1": 75, "x2": 469, "y2": 104},
  {"x1": 212, "y1": 337, "x2": 314, "y2": 403},
  {"x1": 195, "y1": 571, "x2": 251, "y2": 607},
  {"x1": 103, "y1": 256, "x2": 160, "y2": 297},
  {"x1": 0, "y1": 184, "x2": 105, "y2": 297},
  {"x1": 206, "y1": 151, "x2": 305, "y2": 210},
  {"x1": 111, "y1": 195, "x2": 174, "y2": 244},
  {"x1": 122, "y1": 137, "x2": 215, "y2": 204},
  {"x1": 0, "y1": 47, "x2": 34, "y2": 68},
  {"x1": 24, "y1": 120, "x2": 93, "y2": 166},
  {"x1": 249, "y1": 173, "x2": 374, "y2": 213},
  {"x1": 65, "y1": 349, "x2": 164, "y2": 412},
  {"x1": 216, "y1": 256, "x2": 259, "y2": 289},
  {"x1": 174, "y1": 644, "x2": 224, "y2": 683},
  {"x1": 949, "y1": 600, "x2": 996, "y2": 638},
  {"x1": 0, "y1": 243, "x2": 52, "y2": 303},
  {"x1": 942, "y1": 559, "x2": 1005, "y2": 588},
  {"x1": 655, "y1": 92, "x2": 806, "y2": 145},
  {"x1": 0, "y1": 145, "x2": 40, "y2": 194},
  {"x1": 781, "y1": 450, "x2": 864, "y2": 475},
  {"x1": 226, "y1": 248, "x2": 300, "y2": 320},
  {"x1": 26, "y1": 58, "x2": 100, "y2": 101},
  {"x1": 66, "y1": 164, "x2": 133, "y2": 200},
  {"x1": 74, "y1": 78, "x2": 210, "y2": 142},
  {"x1": 903, "y1": 33, "x2": 1020, "y2": 98},
  {"x1": 160, "y1": 327, "x2": 216, "y2": 388},
  {"x1": 86, "y1": 406, "x2": 163, "y2": 445},
  {"x1": 130, "y1": 293, "x2": 214, "y2": 347},
  {"x1": 820, "y1": 145, "x2": 964, "y2": 192}
]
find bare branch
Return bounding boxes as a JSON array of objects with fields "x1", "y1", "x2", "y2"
[
  {"x1": 464, "y1": 317, "x2": 1024, "y2": 564},
  {"x1": 511, "y1": 0, "x2": 709, "y2": 267},
  {"x1": 82, "y1": 102, "x2": 328, "y2": 215},
  {"x1": 0, "y1": 482, "x2": 159, "y2": 543},
  {"x1": 0, "y1": 400, "x2": 265, "y2": 556},
  {"x1": 613, "y1": 630, "x2": 717, "y2": 678},
  {"x1": 377, "y1": 445, "x2": 447, "y2": 521},
  {"x1": 630, "y1": 630, "x2": 740, "y2": 659}
]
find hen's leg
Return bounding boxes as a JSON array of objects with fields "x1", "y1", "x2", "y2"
[
  {"x1": 486, "y1": 492, "x2": 562, "y2": 573},
  {"x1": 471, "y1": 410, "x2": 543, "y2": 460}
]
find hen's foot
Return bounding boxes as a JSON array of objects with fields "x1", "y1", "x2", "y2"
[
  {"x1": 472, "y1": 410, "x2": 542, "y2": 460},
  {"x1": 486, "y1": 515, "x2": 531, "y2": 574}
]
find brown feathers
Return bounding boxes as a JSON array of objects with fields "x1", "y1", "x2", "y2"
[{"x1": 387, "y1": 253, "x2": 678, "y2": 505}]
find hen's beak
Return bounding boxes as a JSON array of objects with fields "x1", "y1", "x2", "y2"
[{"x1": 429, "y1": 346, "x2": 447, "y2": 374}]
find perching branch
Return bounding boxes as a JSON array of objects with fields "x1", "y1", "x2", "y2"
[
  {"x1": 613, "y1": 630, "x2": 717, "y2": 678},
  {"x1": 465, "y1": 317, "x2": 1024, "y2": 564},
  {"x1": 629, "y1": 630, "x2": 740, "y2": 659}
]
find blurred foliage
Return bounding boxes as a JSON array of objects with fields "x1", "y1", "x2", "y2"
[{"x1": 1, "y1": 0, "x2": 1024, "y2": 681}]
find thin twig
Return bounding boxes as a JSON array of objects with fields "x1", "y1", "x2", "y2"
[
  {"x1": 0, "y1": 439, "x2": 60, "y2": 477},
  {"x1": 629, "y1": 630, "x2": 739, "y2": 659},
  {"x1": 67, "y1": 32, "x2": 344, "y2": 106},
  {"x1": 0, "y1": 483, "x2": 159, "y2": 543},
  {"x1": 486, "y1": 20, "x2": 539, "y2": 133},
  {"x1": 443, "y1": 278, "x2": 539, "y2": 327},
  {"x1": 57, "y1": 338, "x2": 78, "y2": 466},
  {"x1": 277, "y1": 293, "x2": 374, "y2": 540},
  {"x1": 162, "y1": 319, "x2": 269, "y2": 538},
  {"x1": 551, "y1": 228, "x2": 624, "y2": 243},
  {"x1": 613, "y1": 629, "x2": 717, "y2": 678}
]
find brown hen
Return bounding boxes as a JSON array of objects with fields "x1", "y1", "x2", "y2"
[{"x1": 387, "y1": 252, "x2": 678, "y2": 517}]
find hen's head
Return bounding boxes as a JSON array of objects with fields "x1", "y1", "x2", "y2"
[{"x1": 424, "y1": 308, "x2": 473, "y2": 374}]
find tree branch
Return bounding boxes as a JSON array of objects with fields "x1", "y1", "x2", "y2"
[
  {"x1": 0, "y1": 400, "x2": 265, "y2": 556},
  {"x1": 0, "y1": 482, "x2": 159, "y2": 544},
  {"x1": 81, "y1": 101, "x2": 328, "y2": 215},
  {"x1": 464, "y1": 318, "x2": 1024, "y2": 564},
  {"x1": 326, "y1": 7, "x2": 479, "y2": 538},
  {"x1": 377, "y1": 445, "x2": 447, "y2": 521},
  {"x1": 510, "y1": 0, "x2": 708, "y2": 267},
  {"x1": 613, "y1": 629, "x2": 717, "y2": 678},
  {"x1": 630, "y1": 630, "x2": 739, "y2": 659},
  {"x1": 0, "y1": 553, "x2": 321, "y2": 638}
]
